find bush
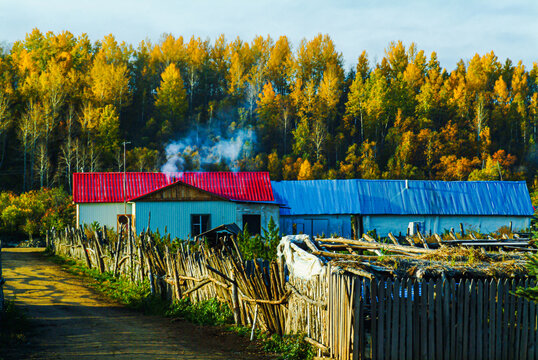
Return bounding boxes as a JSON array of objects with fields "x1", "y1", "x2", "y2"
[
  {"x1": 238, "y1": 216, "x2": 280, "y2": 260},
  {"x1": 0, "y1": 188, "x2": 74, "y2": 239},
  {"x1": 515, "y1": 253, "x2": 538, "y2": 302}
]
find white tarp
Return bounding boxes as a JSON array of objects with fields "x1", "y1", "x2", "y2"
[{"x1": 277, "y1": 235, "x2": 325, "y2": 280}]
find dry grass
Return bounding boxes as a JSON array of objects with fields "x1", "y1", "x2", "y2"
[{"x1": 331, "y1": 246, "x2": 529, "y2": 279}]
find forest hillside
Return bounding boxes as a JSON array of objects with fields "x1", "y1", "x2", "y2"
[{"x1": 0, "y1": 29, "x2": 537, "y2": 192}]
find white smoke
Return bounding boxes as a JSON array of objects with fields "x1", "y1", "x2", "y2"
[{"x1": 161, "y1": 128, "x2": 256, "y2": 172}]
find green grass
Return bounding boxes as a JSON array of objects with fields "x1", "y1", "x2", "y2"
[
  {"x1": 166, "y1": 297, "x2": 233, "y2": 325},
  {"x1": 261, "y1": 333, "x2": 314, "y2": 360},
  {"x1": 227, "y1": 325, "x2": 314, "y2": 360}
]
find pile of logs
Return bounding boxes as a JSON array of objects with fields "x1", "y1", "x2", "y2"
[{"x1": 314, "y1": 227, "x2": 536, "y2": 258}]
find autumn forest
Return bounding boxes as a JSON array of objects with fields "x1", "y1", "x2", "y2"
[{"x1": 1, "y1": 29, "x2": 538, "y2": 193}]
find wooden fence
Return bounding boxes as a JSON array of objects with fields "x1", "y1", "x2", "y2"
[
  {"x1": 49, "y1": 227, "x2": 538, "y2": 360},
  {"x1": 50, "y1": 227, "x2": 305, "y2": 337},
  {"x1": 352, "y1": 277, "x2": 538, "y2": 360}
]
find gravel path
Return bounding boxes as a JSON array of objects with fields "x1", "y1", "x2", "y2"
[{"x1": 2, "y1": 248, "x2": 268, "y2": 360}]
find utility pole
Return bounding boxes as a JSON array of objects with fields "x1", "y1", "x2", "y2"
[{"x1": 122, "y1": 141, "x2": 131, "y2": 214}]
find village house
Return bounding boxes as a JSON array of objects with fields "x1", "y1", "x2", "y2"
[
  {"x1": 74, "y1": 173, "x2": 534, "y2": 239},
  {"x1": 73, "y1": 172, "x2": 279, "y2": 239},
  {"x1": 271, "y1": 179, "x2": 534, "y2": 238}
]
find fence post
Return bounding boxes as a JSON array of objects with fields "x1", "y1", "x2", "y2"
[
  {"x1": 93, "y1": 230, "x2": 105, "y2": 273},
  {"x1": 230, "y1": 267, "x2": 241, "y2": 325},
  {"x1": 172, "y1": 250, "x2": 182, "y2": 300},
  {"x1": 113, "y1": 226, "x2": 123, "y2": 276},
  {"x1": 149, "y1": 268, "x2": 155, "y2": 296},
  {"x1": 78, "y1": 228, "x2": 92, "y2": 269}
]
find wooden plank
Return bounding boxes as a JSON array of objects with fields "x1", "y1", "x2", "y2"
[
  {"x1": 352, "y1": 278, "x2": 360, "y2": 360},
  {"x1": 413, "y1": 280, "x2": 420, "y2": 360},
  {"x1": 528, "y1": 280, "x2": 536, "y2": 360},
  {"x1": 416, "y1": 230, "x2": 430, "y2": 249},
  {"x1": 496, "y1": 279, "x2": 504, "y2": 360},
  {"x1": 512, "y1": 281, "x2": 524, "y2": 359},
  {"x1": 388, "y1": 232, "x2": 399, "y2": 245},
  {"x1": 508, "y1": 279, "x2": 517, "y2": 360},
  {"x1": 77, "y1": 230, "x2": 92, "y2": 269},
  {"x1": 338, "y1": 275, "x2": 343, "y2": 360},
  {"x1": 488, "y1": 279, "x2": 496, "y2": 360},
  {"x1": 406, "y1": 279, "x2": 413, "y2": 360},
  {"x1": 468, "y1": 279, "x2": 476, "y2": 360},
  {"x1": 391, "y1": 279, "x2": 400, "y2": 359},
  {"x1": 483, "y1": 280, "x2": 489, "y2": 359},
  {"x1": 318, "y1": 238, "x2": 431, "y2": 254},
  {"x1": 444, "y1": 241, "x2": 531, "y2": 246},
  {"x1": 532, "y1": 280, "x2": 538, "y2": 360},
  {"x1": 462, "y1": 279, "x2": 470, "y2": 360},
  {"x1": 359, "y1": 280, "x2": 365, "y2": 360},
  {"x1": 435, "y1": 279, "x2": 443, "y2": 360},
  {"x1": 428, "y1": 280, "x2": 435, "y2": 359},
  {"x1": 449, "y1": 278, "x2": 457, "y2": 360},
  {"x1": 398, "y1": 279, "x2": 406, "y2": 360},
  {"x1": 501, "y1": 279, "x2": 509, "y2": 360},
  {"x1": 326, "y1": 273, "x2": 332, "y2": 358},
  {"x1": 521, "y1": 279, "x2": 529, "y2": 360},
  {"x1": 420, "y1": 281, "x2": 428, "y2": 360},
  {"x1": 476, "y1": 280, "x2": 483, "y2": 360},
  {"x1": 371, "y1": 279, "x2": 378, "y2": 360},
  {"x1": 385, "y1": 280, "x2": 393, "y2": 359},
  {"x1": 378, "y1": 279, "x2": 385, "y2": 360}
]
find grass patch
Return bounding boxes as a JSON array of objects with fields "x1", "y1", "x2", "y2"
[
  {"x1": 166, "y1": 298, "x2": 233, "y2": 325},
  {"x1": 0, "y1": 299, "x2": 29, "y2": 348},
  {"x1": 228, "y1": 325, "x2": 314, "y2": 360},
  {"x1": 261, "y1": 333, "x2": 314, "y2": 360}
]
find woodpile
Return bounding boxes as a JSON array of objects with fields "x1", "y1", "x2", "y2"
[{"x1": 307, "y1": 234, "x2": 532, "y2": 280}]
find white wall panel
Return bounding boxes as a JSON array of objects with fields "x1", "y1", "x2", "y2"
[{"x1": 78, "y1": 203, "x2": 132, "y2": 230}]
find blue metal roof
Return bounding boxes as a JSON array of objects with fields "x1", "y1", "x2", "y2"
[{"x1": 271, "y1": 180, "x2": 534, "y2": 216}]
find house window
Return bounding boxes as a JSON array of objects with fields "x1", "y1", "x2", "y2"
[
  {"x1": 191, "y1": 214, "x2": 210, "y2": 236},
  {"x1": 243, "y1": 214, "x2": 261, "y2": 235}
]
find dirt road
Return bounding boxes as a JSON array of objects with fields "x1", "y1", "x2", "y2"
[{"x1": 2, "y1": 248, "x2": 269, "y2": 359}]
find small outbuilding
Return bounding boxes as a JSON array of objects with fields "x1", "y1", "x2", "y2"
[
  {"x1": 73, "y1": 172, "x2": 279, "y2": 240},
  {"x1": 271, "y1": 179, "x2": 534, "y2": 238}
]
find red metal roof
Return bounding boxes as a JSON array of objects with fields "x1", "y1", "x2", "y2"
[{"x1": 73, "y1": 172, "x2": 274, "y2": 203}]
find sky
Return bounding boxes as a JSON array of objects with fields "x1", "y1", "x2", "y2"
[{"x1": 1, "y1": 0, "x2": 537, "y2": 71}]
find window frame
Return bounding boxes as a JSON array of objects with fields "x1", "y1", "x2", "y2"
[{"x1": 191, "y1": 214, "x2": 211, "y2": 236}]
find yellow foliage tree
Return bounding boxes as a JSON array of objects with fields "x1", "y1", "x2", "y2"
[
  {"x1": 154, "y1": 63, "x2": 188, "y2": 133},
  {"x1": 297, "y1": 158, "x2": 313, "y2": 180}
]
